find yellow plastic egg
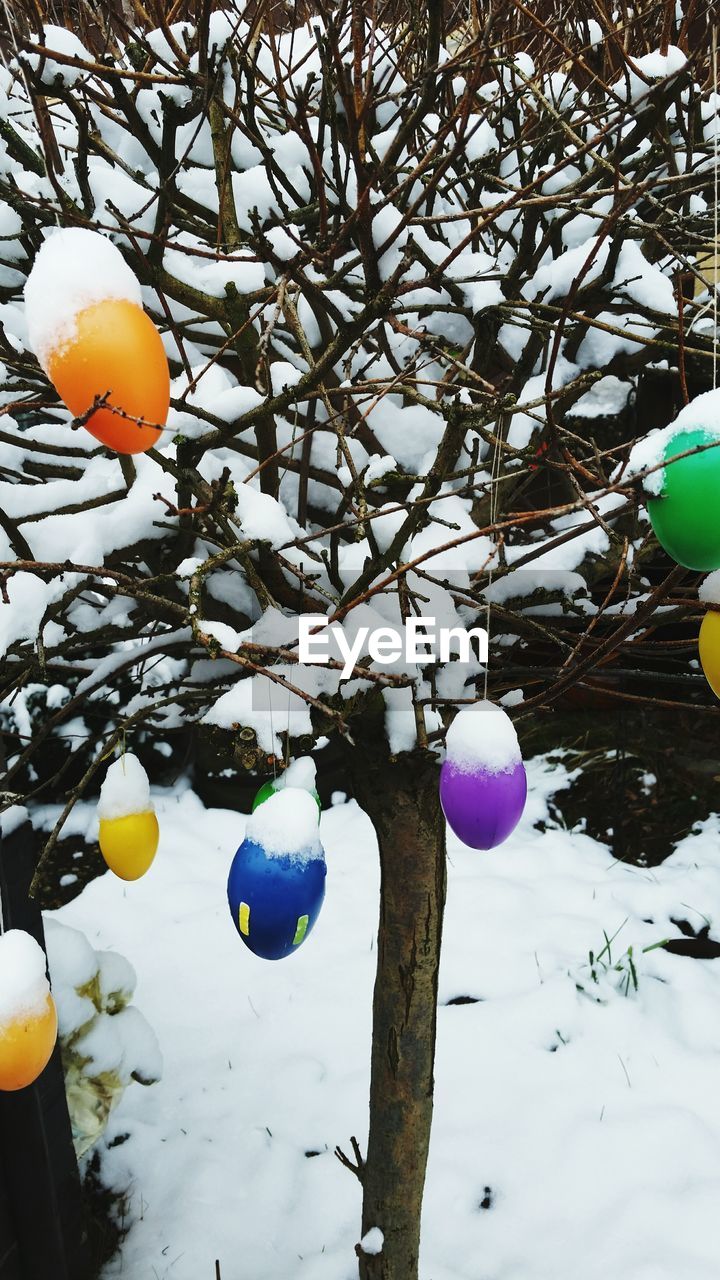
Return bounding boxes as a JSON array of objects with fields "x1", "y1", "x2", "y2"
[
  {"x1": 98, "y1": 811, "x2": 160, "y2": 881},
  {"x1": 0, "y1": 994, "x2": 58, "y2": 1092},
  {"x1": 699, "y1": 609, "x2": 720, "y2": 699}
]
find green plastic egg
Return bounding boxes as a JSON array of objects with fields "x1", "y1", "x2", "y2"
[
  {"x1": 648, "y1": 429, "x2": 720, "y2": 571},
  {"x1": 252, "y1": 780, "x2": 321, "y2": 817}
]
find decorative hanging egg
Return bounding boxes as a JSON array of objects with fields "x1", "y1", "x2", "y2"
[
  {"x1": 439, "y1": 701, "x2": 527, "y2": 850},
  {"x1": 699, "y1": 608, "x2": 720, "y2": 698},
  {"x1": 97, "y1": 753, "x2": 159, "y2": 881},
  {"x1": 647, "y1": 428, "x2": 720, "y2": 571},
  {"x1": 252, "y1": 756, "x2": 321, "y2": 820},
  {"x1": 24, "y1": 228, "x2": 169, "y2": 455},
  {"x1": 228, "y1": 789, "x2": 326, "y2": 960},
  {"x1": 0, "y1": 930, "x2": 58, "y2": 1091}
]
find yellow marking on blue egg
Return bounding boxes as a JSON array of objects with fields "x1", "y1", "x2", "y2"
[
  {"x1": 239, "y1": 902, "x2": 250, "y2": 936},
  {"x1": 293, "y1": 914, "x2": 309, "y2": 946}
]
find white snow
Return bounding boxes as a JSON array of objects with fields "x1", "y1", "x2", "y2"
[
  {"x1": 24, "y1": 26, "x2": 91, "y2": 88},
  {"x1": 97, "y1": 754, "x2": 153, "y2": 821},
  {"x1": 273, "y1": 756, "x2": 317, "y2": 794},
  {"x1": 614, "y1": 46, "x2": 687, "y2": 102},
  {"x1": 24, "y1": 228, "x2": 142, "y2": 371},
  {"x1": 265, "y1": 226, "x2": 302, "y2": 261},
  {"x1": 570, "y1": 376, "x2": 631, "y2": 419},
  {"x1": 38, "y1": 765, "x2": 720, "y2": 1280},
  {"x1": 244, "y1": 787, "x2": 324, "y2": 862},
  {"x1": 529, "y1": 236, "x2": 609, "y2": 303},
  {"x1": 508, "y1": 355, "x2": 580, "y2": 450},
  {"x1": 44, "y1": 917, "x2": 161, "y2": 1097},
  {"x1": 626, "y1": 429, "x2": 674, "y2": 496},
  {"x1": 0, "y1": 805, "x2": 28, "y2": 838},
  {"x1": 366, "y1": 399, "x2": 443, "y2": 472},
  {"x1": 200, "y1": 619, "x2": 243, "y2": 651},
  {"x1": 201, "y1": 668, "x2": 316, "y2": 752},
  {"x1": 73, "y1": 1007, "x2": 161, "y2": 1082},
  {"x1": 529, "y1": 239, "x2": 674, "y2": 316},
  {"x1": 97, "y1": 949, "x2": 136, "y2": 1011},
  {"x1": 164, "y1": 236, "x2": 264, "y2": 298},
  {"x1": 360, "y1": 1227, "x2": 384, "y2": 1255},
  {"x1": 383, "y1": 685, "x2": 419, "y2": 755},
  {"x1": 464, "y1": 117, "x2": 499, "y2": 162},
  {"x1": 445, "y1": 700, "x2": 522, "y2": 774},
  {"x1": 44, "y1": 918, "x2": 97, "y2": 997},
  {"x1": 613, "y1": 241, "x2": 675, "y2": 315},
  {"x1": 670, "y1": 388, "x2": 720, "y2": 435},
  {"x1": 111, "y1": 1005, "x2": 163, "y2": 1083},
  {"x1": 364, "y1": 455, "x2": 397, "y2": 485},
  {"x1": 0, "y1": 929, "x2": 51, "y2": 1027},
  {"x1": 235, "y1": 483, "x2": 299, "y2": 547},
  {"x1": 699, "y1": 572, "x2": 720, "y2": 606},
  {"x1": 176, "y1": 556, "x2": 204, "y2": 579},
  {"x1": 0, "y1": 573, "x2": 70, "y2": 659}
]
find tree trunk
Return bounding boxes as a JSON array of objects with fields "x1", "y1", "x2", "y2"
[{"x1": 349, "y1": 746, "x2": 446, "y2": 1280}]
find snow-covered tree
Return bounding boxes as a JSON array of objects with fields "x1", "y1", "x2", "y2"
[{"x1": 0, "y1": 2, "x2": 718, "y2": 1275}]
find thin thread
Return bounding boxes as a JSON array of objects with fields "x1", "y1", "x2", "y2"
[
  {"x1": 285, "y1": 407, "x2": 302, "y2": 764},
  {"x1": 483, "y1": 418, "x2": 504, "y2": 701},
  {"x1": 268, "y1": 680, "x2": 277, "y2": 780},
  {"x1": 707, "y1": 27, "x2": 712, "y2": 389}
]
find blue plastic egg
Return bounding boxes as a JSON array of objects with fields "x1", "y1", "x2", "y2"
[{"x1": 227, "y1": 836, "x2": 326, "y2": 960}]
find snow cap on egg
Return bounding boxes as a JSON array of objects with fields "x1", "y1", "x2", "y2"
[
  {"x1": 627, "y1": 387, "x2": 720, "y2": 497},
  {"x1": 445, "y1": 700, "x2": 522, "y2": 775},
  {"x1": 24, "y1": 228, "x2": 142, "y2": 372},
  {"x1": 272, "y1": 755, "x2": 317, "y2": 794},
  {"x1": 245, "y1": 788, "x2": 323, "y2": 864},
  {"x1": 98, "y1": 753, "x2": 152, "y2": 821},
  {"x1": 0, "y1": 930, "x2": 51, "y2": 1029}
]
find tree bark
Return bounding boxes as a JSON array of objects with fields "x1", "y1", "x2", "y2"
[{"x1": 349, "y1": 745, "x2": 446, "y2": 1280}]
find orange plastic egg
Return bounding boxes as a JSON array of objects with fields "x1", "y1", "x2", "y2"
[
  {"x1": 47, "y1": 298, "x2": 169, "y2": 455},
  {"x1": 98, "y1": 810, "x2": 160, "y2": 881},
  {"x1": 0, "y1": 993, "x2": 58, "y2": 1092}
]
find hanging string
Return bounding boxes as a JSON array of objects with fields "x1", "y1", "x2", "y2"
[
  {"x1": 284, "y1": 404, "x2": 303, "y2": 768},
  {"x1": 284, "y1": 674, "x2": 291, "y2": 772},
  {"x1": 707, "y1": 24, "x2": 712, "y2": 391},
  {"x1": 483, "y1": 415, "x2": 505, "y2": 702},
  {"x1": 268, "y1": 678, "x2": 278, "y2": 781}
]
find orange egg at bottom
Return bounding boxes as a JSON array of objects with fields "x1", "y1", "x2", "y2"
[
  {"x1": 0, "y1": 994, "x2": 58, "y2": 1091},
  {"x1": 99, "y1": 810, "x2": 160, "y2": 880},
  {"x1": 47, "y1": 299, "x2": 169, "y2": 455},
  {"x1": 699, "y1": 609, "x2": 720, "y2": 699}
]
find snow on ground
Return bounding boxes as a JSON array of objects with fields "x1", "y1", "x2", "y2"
[{"x1": 48, "y1": 757, "x2": 720, "y2": 1280}]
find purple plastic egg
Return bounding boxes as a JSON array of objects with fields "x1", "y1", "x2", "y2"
[{"x1": 439, "y1": 759, "x2": 527, "y2": 850}]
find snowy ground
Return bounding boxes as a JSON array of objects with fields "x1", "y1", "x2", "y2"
[{"x1": 47, "y1": 757, "x2": 720, "y2": 1280}]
